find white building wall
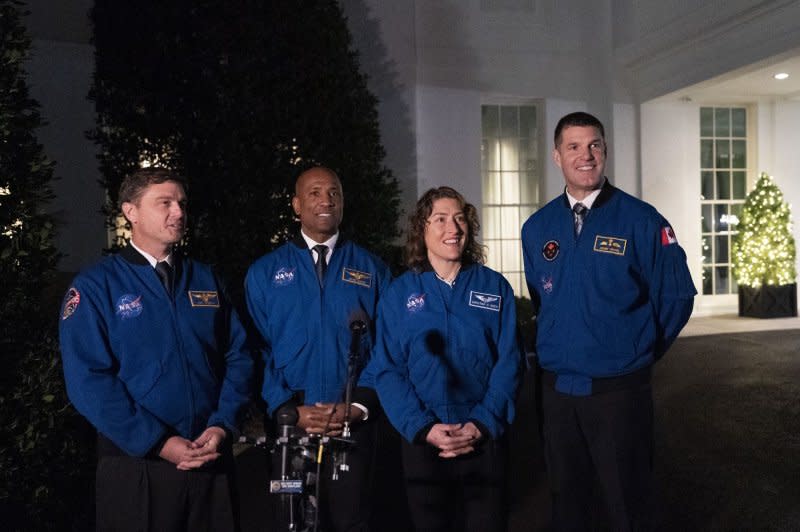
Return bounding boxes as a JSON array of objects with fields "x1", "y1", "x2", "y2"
[
  {"x1": 640, "y1": 101, "x2": 706, "y2": 312},
  {"x1": 27, "y1": 40, "x2": 104, "y2": 273},
  {"x1": 770, "y1": 101, "x2": 800, "y2": 285},
  {"x1": 415, "y1": 86, "x2": 482, "y2": 205}
]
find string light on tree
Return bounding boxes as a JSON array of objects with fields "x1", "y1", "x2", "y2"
[{"x1": 732, "y1": 172, "x2": 797, "y2": 288}]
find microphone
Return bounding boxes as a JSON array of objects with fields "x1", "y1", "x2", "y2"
[
  {"x1": 343, "y1": 318, "x2": 367, "y2": 438},
  {"x1": 275, "y1": 405, "x2": 299, "y2": 480}
]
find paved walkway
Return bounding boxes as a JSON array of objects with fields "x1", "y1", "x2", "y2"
[
  {"x1": 681, "y1": 313, "x2": 800, "y2": 337},
  {"x1": 237, "y1": 315, "x2": 800, "y2": 531}
]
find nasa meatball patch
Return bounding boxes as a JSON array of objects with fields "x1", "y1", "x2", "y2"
[
  {"x1": 115, "y1": 294, "x2": 143, "y2": 320},
  {"x1": 542, "y1": 240, "x2": 559, "y2": 261},
  {"x1": 406, "y1": 292, "x2": 426, "y2": 313}
]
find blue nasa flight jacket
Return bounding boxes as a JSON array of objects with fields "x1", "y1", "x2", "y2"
[
  {"x1": 369, "y1": 264, "x2": 525, "y2": 443},
  {"x1": 59, "y1": 246, "x2": 254, "y2": 458},
  {"x1": 521, "y1": 182, "x2": 696, "y2": 396},
  {"x1": 245, "y1": 235, "x2": 391, "y2": 416}
]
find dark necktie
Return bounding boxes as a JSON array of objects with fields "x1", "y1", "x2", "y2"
[
  {"x1": 155, "y1": 261, "x2": 173, "y2": 296},
  {"x1": 313, "y1": 244, "x2": 328, "y2": 285},
  {"x1": 573, "y1": 202, "x2": 588, "y2": 236}
]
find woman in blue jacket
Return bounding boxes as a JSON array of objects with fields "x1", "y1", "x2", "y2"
[{"x1": 370, "y1": 186, "x2": 525, "y2": 532}]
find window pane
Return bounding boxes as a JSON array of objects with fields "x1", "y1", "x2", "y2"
[
  {"x1": 701, "y1": 204, "x2": 713, "y2": 233},
  {"x1": 715, "y1": 266, "x2": 730, "y2": 294},
  {"x1": 732, "y1": 171, "x2": 746, "y2": 199},
  {"x1": 715, "y1": 140, "x2": 730, "y2": 168},
  {"x1": 500, "y1": 139, "x2": 519, "y2": 171},
  {"x1": 700, "y1": 107, "x2": 714, "y2": 137},
  {"x1": 519, "y1": 171, "x2": 537, "y2": 205},
  {"x1": 716, "y1": 171, "x2": 730, "y2": 200},
  {"x1": 519, "y1": 106, "x2": 536, "y2": 138},
  {"x1": 484, "y1": 240, "x2": 501, "y2": 271},
  {"x1": 483, "y1": 207, "x2": 500, "y2": 239},
  {"x1": 714, "y1": 108, "x2": 730, "y2": 137},
  {"x1": 715, "y1": 234, "x2": 729, "y2": 262},
  {"x1": 482, "y1": 106, "x2": 499, "y2": 137},
  {"x1": 701, "y1": 140, "x2": 713, "y2": 168},
  {"x1": 500, "y1": 206, "x2": 520, "y2": 237},
  {"x1": 500, "y1": 106, "x2": 518, "y2": 138},
  {"x1": 483, "y1": 171, "x2": 501, "y2": 204},
  {"x1": 701, "y1": 171, "x2": 713, "y2": 200},
  {"x1": 501, "y1": 172, "x2": 520, "y2": 204},
  {"x1": 519, "y1": 136, "x2": 537, "y2": 171},
  {"x1": 715, "y1": 204, "x2": 728, "y2": 232},
  {"x1": 731, "y1": 140, "x2": 746, "y2": 168},
  {"x1": 731, "y1": 108, "x2": 746, "y2": 137},
  {"x1": 702, "y1": 266, "x2": 713, "y2": 294},
  {"x1": 502, "y1": 240, "x2": 520, "y2": 270},
  {"x1": 702, "y1": 236, "x2": 712, "y2": 263},
  {"x1": 484, "y1": 139, "x2": 499, "y2": 172}
]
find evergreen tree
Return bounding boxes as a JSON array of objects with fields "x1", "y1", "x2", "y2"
[
  {"x1": 732, "y1": 172, "x2": 797, "y2": 287},
  {"x1": 89, "y1": 0, "x2": 402, "y2": 302},
  {"x1": 0, "y1": 0, "x2": 92, "y2": 528}
]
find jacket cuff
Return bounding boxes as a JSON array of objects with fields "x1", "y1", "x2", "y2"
[
  {"x1": 351, "y1": 386, "x2": 379, "y2": 415},
  {"x1": 413, "y1": 421, "x2": 438, "y2": 445},
  {"x1": 148, "y1": 429, "x2": 175, "y2": 458}
]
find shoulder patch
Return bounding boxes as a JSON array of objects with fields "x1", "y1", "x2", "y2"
[
  {"x1": 189, "y1": 290, "x2": 220, "y2": 307},
  {"x1": 469, "y1": 291, "x2": 501, "y2": 312},
  {"x1": 593, "y1": 235, "x2": 627, "y2": 256},
  {"x1": 661, "y1": 226, "x2": 678, "y2": 246},
  {"x1": 341, "y1": 267, "x2": 372, "y2": 288},
  {"x1": 61, "y1": 287, "x2": 81, "y2": 320}
]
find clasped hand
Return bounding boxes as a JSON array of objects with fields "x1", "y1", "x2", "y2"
[
  {"x1": 296, "y1": 402, "x2": 363, "y2": 436},
  {"x1": 159, "y1": 426, "x2": 227, "y2": 470},
  {"x1": 426, "y1": 422, "x2": 482, "y2": 458}
]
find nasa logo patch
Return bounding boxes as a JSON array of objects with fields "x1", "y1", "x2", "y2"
[
  {"x1": 273, "y1": 267, "x2": 296, "y2": 287},
  {"x1": 406, "y1": 293, "x2": 426, "y2": 313},
  {"x1": 115, "y1": 294, "x2": 143, "y2": 320}
]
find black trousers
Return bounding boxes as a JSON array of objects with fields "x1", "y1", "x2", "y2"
[
  {"x1": 400, "y1": 435, "x2": 508, "y2": 532},
  {"x1": 95, "y1": 449, "x2": 239, "y2": 532},
  {"x1": 541, "y1": 377, "x2": 655, "y2": 532},
  {"x1": 271, "y1": 420, "x2": 378, "y2": 532}
]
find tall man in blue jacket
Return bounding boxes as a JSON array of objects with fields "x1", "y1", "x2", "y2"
[
  {"x1": 522, "y1": 112, "x2": 696, "y2": 531},
  {"x1": 59, "y1": 167, "x2": 253, "y2": 531},
  {"x1": 245, "y1": 166, "x2": 392, "y2": 531}
]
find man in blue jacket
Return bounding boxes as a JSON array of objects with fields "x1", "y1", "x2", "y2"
[
  {"x1": 245, "y1": 166, "x2": 391, "y2": 531},
  {"x1": 522, "y1": 112, "x2": 696, "y2": 531},
  {"x1": 59, "y1": 167, "x2": 253, "y2": 531}
]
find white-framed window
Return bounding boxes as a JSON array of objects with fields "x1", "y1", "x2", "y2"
[
  {"x1": 700, "y1": 106, "x2": 749, "y2": 295},
  {"x1": 481, "y1": 103, "x2": 540, "y2": 298}
]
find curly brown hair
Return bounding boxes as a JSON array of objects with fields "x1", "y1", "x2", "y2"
[{"x1": 405, "y1": 186, "x2": 485, "y2": 270}]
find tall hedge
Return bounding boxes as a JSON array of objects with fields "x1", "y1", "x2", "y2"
[
  {"x1": 0, "y1": 0, "x2": 93, "y2": 528},
  {"x1": 89, "y1": 0, "x2": 402, "y2": 301}
]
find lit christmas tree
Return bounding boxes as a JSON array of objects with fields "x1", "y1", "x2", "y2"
[{"x1": 732, "y1": 172, "x2": 797, "y2": 288}]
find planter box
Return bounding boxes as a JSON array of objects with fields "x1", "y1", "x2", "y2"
[{"x1": 738, "y1": 283, "x2": 798, "y2": 319}]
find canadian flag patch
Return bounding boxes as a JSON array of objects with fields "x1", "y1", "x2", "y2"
[{"x1": 661, "y1": 226, "x2": 678, "y2": 245}]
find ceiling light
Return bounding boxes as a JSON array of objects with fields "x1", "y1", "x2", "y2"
[{"x1": 774, "y1": 72, "x2": 789, "y2": 80}]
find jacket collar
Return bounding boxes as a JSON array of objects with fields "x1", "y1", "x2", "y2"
[{"x1": 560, "y1": 179, "x2": 616, "y2": 210}]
